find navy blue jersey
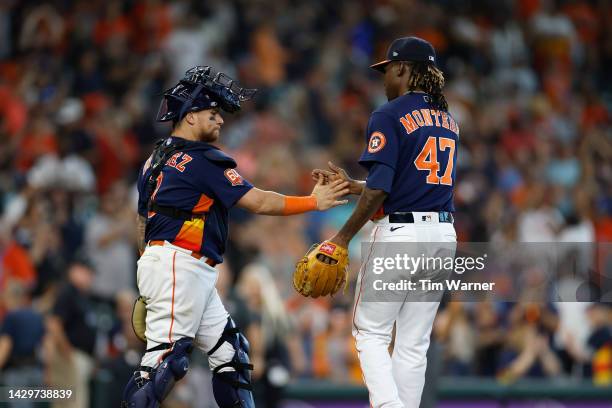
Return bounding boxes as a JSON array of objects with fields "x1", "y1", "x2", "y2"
[
  {"x1": 137, "y1": 137, "x2": 253, "y2": 264},
  {"x1": 359, "y1": 92, "x2": 459, "y2": 214}
]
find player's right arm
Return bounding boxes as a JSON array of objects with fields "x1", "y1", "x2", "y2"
[
  {"x1": 324, "y1": 111, "x2": 399, "y2": 247},
  {"x1": 237, "y1": 177, "x2": 349, "y2": 215}
]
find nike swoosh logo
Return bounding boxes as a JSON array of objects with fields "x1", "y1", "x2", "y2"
[{"x1": 390, "y1": 226, "x2": 405, "y2": 232}]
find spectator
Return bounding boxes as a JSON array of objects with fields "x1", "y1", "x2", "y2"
[
  {"x1": 497, "y1": 303, "x2": 561, "y2": 382},
  {"x1": 585, "y1": 304, "x2": 612, "y2": 386},
  {"x1": 0, "y1": 224, "x2": 36, "y2": 302},
  {"x1": 517, "y1": 187, "x2": 564, "y2": 242},
  {"x1": 85, "y1": 180, "x2": 136, "y2": 302},
  {"x1": 45, "y1": 260, "x2": 97, "y2": 408},
  {"x1": 312, "y1": 305, "x2": 361, "y2": 383},
  {"x1": 0, "y1": 280, "x2": 45, "y2": 408},
  {"x1": 99, "y1": 290, "x2": 145, "y2": 407},
  {"x1": 435, "y1": 302, "x2": 476, "y2": 375},
  {"x1": 565, "y1": 303, "x2": 612, "y2": 385},
  {"x1": 473, "y1": 302, "x2": 504, "y2": 377},
  {"x1": 237, "y1": 263, "x2": 305, "y2": 408}
]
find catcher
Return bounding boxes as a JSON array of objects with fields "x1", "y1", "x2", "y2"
[{"x1": 122, "y1": 66, "x2": 349, "y2": 408}]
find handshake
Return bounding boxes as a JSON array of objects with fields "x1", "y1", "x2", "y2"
[
  {"x1": 311, "y1": 161, "x2": 365, "y2": 198},
  {"x1": 293, "y1": 162, "x2": 364, "y2": 298}
]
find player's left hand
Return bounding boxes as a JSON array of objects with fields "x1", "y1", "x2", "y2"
[
  {"x1": 293, "y1": 240, "x2": 350, "y2": 298},
  {"x1": 311, "y1": 175, "x2": 350, "y2": 210}
]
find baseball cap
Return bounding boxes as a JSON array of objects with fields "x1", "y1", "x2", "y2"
[{"x1": 370, "y1": 36, "x2": 436, "y2": 72}]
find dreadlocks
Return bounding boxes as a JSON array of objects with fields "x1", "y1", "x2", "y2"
[{"x1": 406, "y1": 62, "x2": 448, "y2": 111}]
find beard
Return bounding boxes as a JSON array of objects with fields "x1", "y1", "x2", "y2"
[{"x1": 199, "y1": 128, "x2": 220, "y2": 143}]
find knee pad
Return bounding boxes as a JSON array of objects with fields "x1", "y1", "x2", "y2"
[
  {"x1": 121, "y1": 338, "x2": 193, "y2": 408},
  {"x1": 208, "y1": 318, "x2": 254, "y2": 408}
]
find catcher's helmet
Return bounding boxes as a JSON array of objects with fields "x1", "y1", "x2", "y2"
[{"x1": 156, "y1": 66, "x2": 257, "y2": 122}]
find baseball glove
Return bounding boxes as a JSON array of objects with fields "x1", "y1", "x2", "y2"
[
  {"x1": 293, "y1": 241, "x2": 349, "y2": 298},
  {"x1": 132, "y1": 296, "x2": 147, "y2": 343}
]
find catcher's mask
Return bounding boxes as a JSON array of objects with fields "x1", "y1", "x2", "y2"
[{"x1": 156, "y1": 66, "x2": 257, "y2": 122}]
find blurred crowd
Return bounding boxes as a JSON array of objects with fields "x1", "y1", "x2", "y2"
[{"x1": 1, "y1": 0, "x2": 611, "y2": 406}]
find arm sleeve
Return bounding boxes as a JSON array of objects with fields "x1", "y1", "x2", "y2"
[
  {"x1": 206, "y1": 164, "x2": 254, "y2": 209},
  {"x1": 365, "y1": 162, "x2": 395, "y2": 193},
  {"x1": 358, "y1": 111, "x2": 400, "y2": 170}
]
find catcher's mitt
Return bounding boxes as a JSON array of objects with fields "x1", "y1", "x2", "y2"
[
  {"x1": 132, "y1": 296, "x2": 147, "y2": 343},
  {"x1": 293, "y1": 241, "x2": 349, "y2": 298}
]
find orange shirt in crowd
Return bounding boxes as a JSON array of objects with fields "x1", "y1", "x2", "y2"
[
  {"x1": 1, "y1": 240, "x2": 36, "y2": 291},
  {"x1": 93, "y1": 14, "x2": 131, "y2": 46},
  {"x1": 0, "y1": 240, "x2": 35, "y2": 320},
  {"x1": 0, "y1": 85, "x2": 28, "y2": 135},
  {"x1": 131, "y1": 1, "x2": 172, "y2": 52},
  {"x1": 312, "y1": 332, "x2": 362, "y2": 383},
  {"x1": 251, "y1": 25, "x2": 288, "y2": 86},
  {"x1": 563, "y1": 2, "x2": 599, "y2": 44},
  {"x1": 15, "y1": 130, "x2": 58, "y2": 171},
  {"x1": 95, "y1": 130, "x2": 139, "y2": 194}
]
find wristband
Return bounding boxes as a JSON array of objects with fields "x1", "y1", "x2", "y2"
[{"x1": 282, "y1": 195, "x2": 317, "y2": 215}]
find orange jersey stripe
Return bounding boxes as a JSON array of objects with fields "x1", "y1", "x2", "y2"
[
  {"x1": 173, "y1": 217, "x2": 205, "y2": 252},
  {"x1": 193, "y1": 193, "x2": 214, "y2": 213},
  {"x1": 171, "y1": 195, "x2": 212, "y2": 252}
]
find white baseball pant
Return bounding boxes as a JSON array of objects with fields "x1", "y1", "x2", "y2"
[
  {"x1": 136, "y1": 241, "x2": 235, "y2": 370},
  {"x1": 352, "y1": 212, "x2": 457, "y2": 408}
]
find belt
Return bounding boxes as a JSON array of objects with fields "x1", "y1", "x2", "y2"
[
  {"x1": 389, "y1": 211, "x2": 454, "y2": 224},
  {"x1": 148, "y1": 240, "x2": 217, "y2": 267}
]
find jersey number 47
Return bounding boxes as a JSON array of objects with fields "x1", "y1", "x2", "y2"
[{"x1": 414, "y1": 136, "x2": 455, "y2": 186}]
